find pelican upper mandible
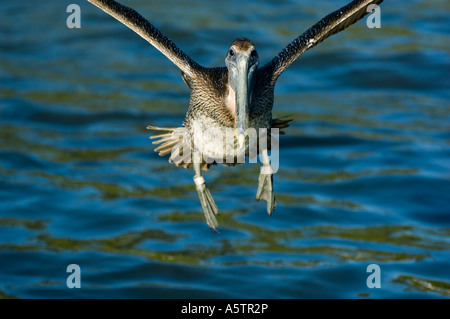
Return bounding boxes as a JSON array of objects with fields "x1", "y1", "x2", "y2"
[{"x1": 87, "y1": 0, "x2": 384, "y2": 231}]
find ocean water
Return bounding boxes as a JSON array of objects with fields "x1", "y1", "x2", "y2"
[{"x1": 0, "y1": 0, "x2": 449, "y2": 298}]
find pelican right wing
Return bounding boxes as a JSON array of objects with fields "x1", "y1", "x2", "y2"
[
  {"x1": 265, "y1": 0, "x2": 383, "y2": 83},
  {"x1": 87, "y1": 0, "x2": 202, "y2": 79}
]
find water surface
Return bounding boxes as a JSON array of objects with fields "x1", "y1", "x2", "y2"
[{"x1": 0, "y1": 0, "x2": 449, "y2": 298}]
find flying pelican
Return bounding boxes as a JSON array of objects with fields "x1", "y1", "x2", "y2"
[{"x1": 87, "y1": 0, "x2": 383, "y2": 230}]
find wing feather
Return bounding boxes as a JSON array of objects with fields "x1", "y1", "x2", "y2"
[
  {"x1": 87, "y1": 0, "x2": 202, "y2": 78},
  {"x1": 266, "y1": 0, "x2": 383, "y2": 82}
]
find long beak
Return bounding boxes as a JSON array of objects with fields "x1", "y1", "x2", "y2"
[{"x1": 235, "y1": 55, "x2": 251, "y2": 148}]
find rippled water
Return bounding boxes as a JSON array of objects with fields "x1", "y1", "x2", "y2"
[{"x1": 1, "y1": 0, "x2": 449, "y2": 298}]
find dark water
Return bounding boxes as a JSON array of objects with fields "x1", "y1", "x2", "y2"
[{"x1": 1, "y1": 0, "x2": 449, "y2": 299}]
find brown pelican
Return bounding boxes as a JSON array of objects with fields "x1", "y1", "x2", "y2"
[{"x1": 87, "y1": 0, "x2": 383, "y2": 231}]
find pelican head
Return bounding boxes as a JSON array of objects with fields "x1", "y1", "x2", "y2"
[{"x1": 225, "y1": 38, "x2": 259, "y2": 148}]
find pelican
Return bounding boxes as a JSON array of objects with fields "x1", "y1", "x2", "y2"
[{"x1": 87, "y1": 0, "x2": 383, "y2": 230}]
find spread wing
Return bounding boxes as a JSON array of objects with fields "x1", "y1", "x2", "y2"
[
  {"x1": 86, "y1": 0, "x2": 203, "y2": 79},
  {"x1": 265, "y1": 0, "x2": 383, "y2": 83}
]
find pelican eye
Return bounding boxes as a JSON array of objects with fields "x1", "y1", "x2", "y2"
[
  {"x1": 229, "y1": 49, "x2": 235, "y2": 57},
  {"x1": 250, "y1": 49, "x2": 257, "y2": 57}
]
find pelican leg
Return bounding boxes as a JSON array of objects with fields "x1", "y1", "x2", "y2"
[
  {"x1": 256, "y1": 149, "x2": 277, "y2": 215},
  {"x1": 193, "y1": 159, "x2": 219, "y2": 231}
]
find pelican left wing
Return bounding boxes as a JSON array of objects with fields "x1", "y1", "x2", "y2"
[{"x1": 87, "y1": 0, "x2": 202, "y2": 79}]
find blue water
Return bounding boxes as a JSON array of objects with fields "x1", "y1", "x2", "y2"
[{"x1": 0, "y1": 0, "x2": 449, "y2": 298}]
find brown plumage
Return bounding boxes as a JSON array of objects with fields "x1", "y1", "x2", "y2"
[{"x1": 87, "y1": 0, "x2": 384, "y2": 230}]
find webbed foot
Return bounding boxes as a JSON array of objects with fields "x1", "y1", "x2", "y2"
[
  {"x1": 194, "y1": 176, "x2": 219, "y2": 231},
  {"x1": 256, "y1": 166, "x2": 277, "y2": 215}
]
